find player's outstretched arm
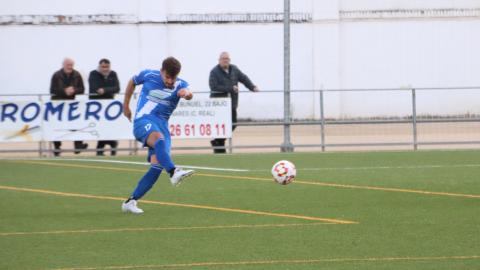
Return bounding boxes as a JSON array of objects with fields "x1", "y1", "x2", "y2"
[
  {"x1": 123, "y1": 79, "x2": 136, "y2": 121},
  {"x1": 178, "y1": 88, "x2": 193, "y2": 100}
]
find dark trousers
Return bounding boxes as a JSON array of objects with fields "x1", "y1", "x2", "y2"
[
  {"x1": 53, "y1": 141, "x2": 86, "y2": 156},
  {"x1": 96, "y1": 140, "x2": 118, "y2": 156},
  {"x1": 211, "y1": 107, "x2": 237, "y2": 154}
]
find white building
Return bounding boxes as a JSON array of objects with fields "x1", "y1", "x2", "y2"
[{"x1": 1, "y1": 0, "x2": 479, "y2": 119}]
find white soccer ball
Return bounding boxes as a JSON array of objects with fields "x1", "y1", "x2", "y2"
[{"x1": 271, "y1": 160, "x2": 296, "y2": 185}]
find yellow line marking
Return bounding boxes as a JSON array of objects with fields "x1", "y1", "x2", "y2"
[
  {"x1": 15, "y1": 160, "x2": 480, "y2": 199},
  {"x1": 0, "y1": 185, "x2": 356, "y2": 224},
  {"x1": 0, "y1": 222, "x2": 331, "y2": 237},
  {"x1": 14, "y1": 160, "x2": 146, "y2": 173},
  {"x1": 199, "y1": 173, "x2": 480, "y2": 199},
  {"x1": 51, "y1": 255, "x2": 480, "y2": 270}
]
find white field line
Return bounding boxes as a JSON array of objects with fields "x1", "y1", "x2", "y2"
[
  {"x1": 1, "y1": 158, "x2": 479, "y2": 172},
  {"x1": 25, "y1": 158, "x2": 251, "y2": 172},
  {"x1": 76, "y1": 160, "x2": 476, "y2": 172},
  {"x1": 249, "y1": 164, "x2": 480, "y2": 172}
]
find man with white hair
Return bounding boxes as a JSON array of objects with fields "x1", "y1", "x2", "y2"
[
  {"x1": 209, "y1": 52, "x2": 259, "y2": 153},
  {"x1": 49, "y1": 58, "x2": 87, "y2": 156}
]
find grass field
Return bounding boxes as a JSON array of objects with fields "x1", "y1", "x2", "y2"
[{"x1": 0, "y1": 150, "x2": 479, "y2": 269}]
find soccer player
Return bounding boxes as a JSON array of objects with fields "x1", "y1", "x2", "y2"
[{"x1": 121, "y1": 57, "x2": 194, "y2": 214}]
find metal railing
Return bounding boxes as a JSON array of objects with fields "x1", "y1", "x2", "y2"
[
  {"x1": 1, "y1": 86, "x2": 480, "y2": 155},
  {"x1": 241, "y1": 87, "x2": 480, "y2": 151}
]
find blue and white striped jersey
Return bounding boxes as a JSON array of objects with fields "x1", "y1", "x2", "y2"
[{"x1": 133, "y1": 69, "x2": 189, "y2": 120}]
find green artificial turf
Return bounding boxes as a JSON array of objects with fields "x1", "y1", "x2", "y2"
[{"x1": 0, "y1": 150, "x2": 479, "y2": 269}]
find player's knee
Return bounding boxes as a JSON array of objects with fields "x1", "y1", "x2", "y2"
[
  {"x1": 150, "y1": 154, "x2": 159, "y2": 166},
  {"x1": 146, "y1": 131, "x2": 164, "y2": 147},
  {"x1": 152, "y1": 131, "x2": 164, "y2": 140}
]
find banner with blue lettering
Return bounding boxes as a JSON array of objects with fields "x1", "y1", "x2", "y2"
[{"x1": 0, "y1": 96, "x2": 232, "y2": 142}]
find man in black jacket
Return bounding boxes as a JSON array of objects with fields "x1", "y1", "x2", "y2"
[
  {"x1": 50, "y1": 58, "x2": 87, "y2": 156},
  {"x1": 88, "y1": 58, "x2": 120, "y2": 156},
  {"x1": 209, "y1": 52, "x2": 259, "y2": 153}
]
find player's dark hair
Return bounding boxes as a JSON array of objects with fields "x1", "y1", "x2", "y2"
[
  {"x1": 99, "y1": 58, "x2": 110, "y2": 65},
  {"x1": 161, "y1": 57, "x2": 181, "y2": 77}
]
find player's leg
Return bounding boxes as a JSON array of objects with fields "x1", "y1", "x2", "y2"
[
  {"x1": 122, "y1": 117, "x2": 195, "y2": 214},
  {"x1": 146, "y1": 121, "x2": 194, "y2": 186},
  {"x1": 146, "y1": 131, "x2": 176, "y2": 172},
  {"x1": 131, "y1": 151, "x2": 162, "y2": 200},
  {"x1": 122, "y1": 118, "x2": 162, "y2": 214},
  {"x1": 122, "y1": 152, "x2": 162, "y2": 214}
]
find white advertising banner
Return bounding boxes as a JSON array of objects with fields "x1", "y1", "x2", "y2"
[{"x1": 0, "y1": 96, "x2": 231, "y2": 142}]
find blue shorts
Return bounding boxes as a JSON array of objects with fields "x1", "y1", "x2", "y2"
[{"x1": 133, "y1": 116, "x2": 171, "y2": 163}]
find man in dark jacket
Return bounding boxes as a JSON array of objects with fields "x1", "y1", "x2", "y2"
[
  {"x1": 88, "y1": 58, "x2": 120, "y2": 156},
  {"x1": 209, "y1": 52, "x2": 259, "y2": 153},
  {"x1": 50, "y1": 58, "x2": 87, "y2": 156}
]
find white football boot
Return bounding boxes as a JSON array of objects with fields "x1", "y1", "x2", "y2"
[
  {"x1": 170, "y1": 168, "x2": 195, "y2": 187},
  {"x1": 122, "y1": 199, "x2": 144, "y2": 214}
]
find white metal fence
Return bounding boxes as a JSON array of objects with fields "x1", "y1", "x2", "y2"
[{"x1": 1, "y1": 87, "x2": 479, "y2": 156}]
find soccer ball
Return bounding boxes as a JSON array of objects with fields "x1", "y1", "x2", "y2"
[{"x1": 271, "y1": 160, "x2": 296, "y2": 185}]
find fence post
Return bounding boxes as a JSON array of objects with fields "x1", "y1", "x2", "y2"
[
  {"x1": 411, "y1": 88, "x2": 418, "y2": 151},
  {"x1": 38, "y1": 94, "x2": 44, "y2": 157},
  {"x1": 281, "y1": 0, "x2": 294, "y2": 152},
  {"x1": 228, "y1": 137, "x2": 233, "y2": 154},
  {"x1": 47, "y1": 142, "x2": 52, "y2": 157},
  {"x1": 133, "y1": 140, "x2": 138, "y2": 155},
  {"x1": 320, "y1": 90, "x2": 326, "y2": 152}
]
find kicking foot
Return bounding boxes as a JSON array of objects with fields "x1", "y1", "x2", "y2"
[
  {"x1": 170, "y1": 168, "x2": 194, "y2": 187},
  {"x1": 122, "y1": 199, "x2": 144, "y2": 214}
]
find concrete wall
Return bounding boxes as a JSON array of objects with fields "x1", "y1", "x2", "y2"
[{"x1": 1, "y1": 0, "x2": 479, "y2": 119}]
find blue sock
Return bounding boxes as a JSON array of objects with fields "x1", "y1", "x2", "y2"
[
  {"x1": 131, "y1": 166, "x2": 162, "y2": 200},
  {"x1": 154, "y1": 139, "x2": 175, "y2": 173}
]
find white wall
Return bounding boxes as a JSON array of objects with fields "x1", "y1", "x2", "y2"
[
  {"x1": 1, "y1": 0, "x2": 479, "y2": 119},
  {"x1": 340, "y1": 0, "x2": 480, "y2": 10}
]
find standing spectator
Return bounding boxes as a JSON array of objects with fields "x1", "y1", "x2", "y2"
[
  {"x1": 50, "y1": 58, "x2": 87, "y2": 156},
  {"x1": 209, "y1": 52, "x2": 259, "y2": 153},
  {"x1": 88, "y1": 58, "x2": 120, "y2": 156}
]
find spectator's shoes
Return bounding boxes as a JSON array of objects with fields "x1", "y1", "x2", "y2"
[
  {"x1": 170, "y1": 168, "x2": 195, "y2": 187},
  {"x1": 111, "y1": 141, "x2": 118, "y2": 156},
  {"x1": 122, "y1": 199, "x2": 144, "y2": 214},
  {"x1": 211, "y1": 139, "x2": 227, "y2": 154},
  {"x1": 74, "y1": 143, "x2": 88, "y2": 154}
]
